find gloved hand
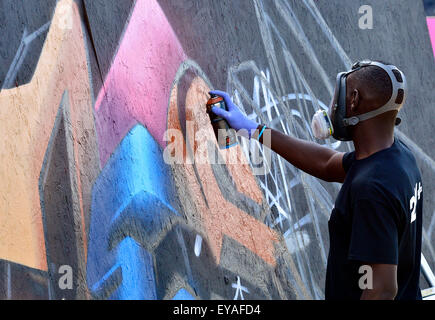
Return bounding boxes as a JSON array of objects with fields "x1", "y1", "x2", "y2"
[{"x1": 209, "y1": 90, "x2": 259, "y2": 139}]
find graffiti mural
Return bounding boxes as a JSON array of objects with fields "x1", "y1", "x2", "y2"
[
  {"x1": 0, "y1": 0, "x2": 99, "y2": 299},
  {"x1": 428, "y1": 17, "x2": 435, "y2": 58},
  {"x1": 0, "y1": 0, "x2": 434, "y2": 300}
]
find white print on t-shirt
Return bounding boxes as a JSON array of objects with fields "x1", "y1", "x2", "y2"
[{"x1": 410, "y1": 182, "x2": 422, "y2": 223}]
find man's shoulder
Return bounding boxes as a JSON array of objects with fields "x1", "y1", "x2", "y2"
[
  {"x1": 350, "y1": 141, "x2": 419, "y2": 207},
  {"x1": 357, "y1": 139, "x2": 417, "y2": 178}
]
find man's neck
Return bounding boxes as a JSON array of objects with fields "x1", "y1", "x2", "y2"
[{"x1": 352, "y1": 125, "x2": 395, "y2": 160}]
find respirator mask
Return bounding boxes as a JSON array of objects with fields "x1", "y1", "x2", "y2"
[{"x1": 311, "y1": 60, "x2": 407, "y2": 141}]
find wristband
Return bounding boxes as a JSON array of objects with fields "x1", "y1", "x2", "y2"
[{"x1": 252, "y1": 124, "x2": 267, "y2": 143}]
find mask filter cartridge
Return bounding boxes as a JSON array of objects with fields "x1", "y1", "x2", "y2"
[{"x1": 311, "y1": 110, "x2": 334, "y2": 140}]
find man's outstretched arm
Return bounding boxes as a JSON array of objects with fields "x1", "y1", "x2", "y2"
[
  {"x1": 210, "y1": 90, "x2": 346, "y2": 183},
  {"x1": 265, "y1": 127, "x2": 346, "y2": 183}
]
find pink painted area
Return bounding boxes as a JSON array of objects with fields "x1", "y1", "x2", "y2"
[
  {"x1": 427, "y1": 17, "x2": 435, "y2": 59},
  {"x1": 94, "y1": 0, "x2": 186, "y2": 166}
]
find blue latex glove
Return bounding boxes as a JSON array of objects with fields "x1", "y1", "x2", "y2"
[{"x1": 209, "y1": 90, "x2": 259, "y2": 139}]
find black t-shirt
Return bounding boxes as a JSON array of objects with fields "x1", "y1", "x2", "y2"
[{"x1": 325, "y1": 137, "x2": 423, "y2": 300}]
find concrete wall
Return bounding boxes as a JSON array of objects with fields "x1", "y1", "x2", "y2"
[{"x1": 0, "y1": 0, "x2": 433, "y2": 300}]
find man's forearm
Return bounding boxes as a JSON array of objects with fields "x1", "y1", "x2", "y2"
[{"x1": 255, "y1": 126, "x2": 344, "y2": 182}]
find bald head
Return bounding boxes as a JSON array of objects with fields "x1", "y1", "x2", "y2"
[{"x1": 347, "y1": 63, "x2": 393, "y2": 112}]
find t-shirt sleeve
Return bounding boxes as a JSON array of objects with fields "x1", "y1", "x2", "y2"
[
  {"x1": 348, "y1": 194, "x2": 399, "y2": 265},
  {"x1": 342, "y1": 151, "x2": 355, "y2": 173}
]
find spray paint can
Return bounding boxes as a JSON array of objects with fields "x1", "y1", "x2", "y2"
[{"x1": 206, "y1": 94, "x2": 238, "y2": 149}]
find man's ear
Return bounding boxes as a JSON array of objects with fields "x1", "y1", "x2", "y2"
[{"x1": 349, "y1": 89, "x2": 360, "y2": 114}]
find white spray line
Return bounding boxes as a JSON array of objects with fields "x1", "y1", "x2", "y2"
[
  {"x1": 252, "y1": 0, "x2": 295, "y2": 128},
  {"x1": 232, "y1": 276, "x2": 249, "y2": 300},
  {"x1": 275, "y1": 0, "x2": 334, "y2": 96},
  {"x1": 283, "y1": 214, "x2": 312, "y2": 239},
  {"x1": 302, "y1": 0, "x2": 352, "y2": 68},
  {"x1": 259, "y1": 180, "x2": 292, "y2": 224},
  {"x1": 194, "y1": 234, "x2": 202, "y2": 257}
]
